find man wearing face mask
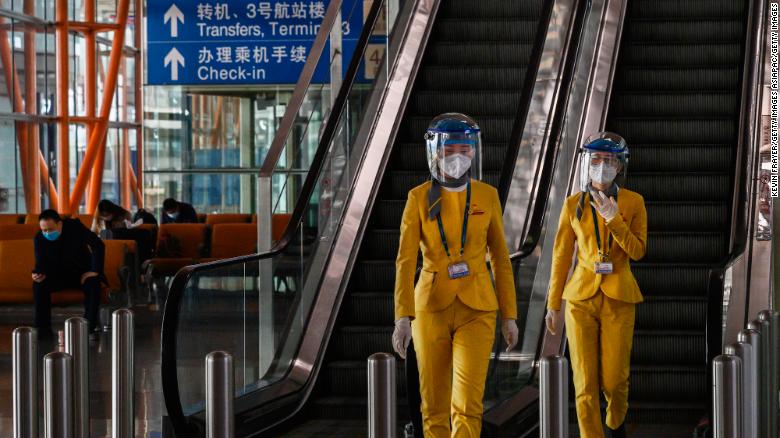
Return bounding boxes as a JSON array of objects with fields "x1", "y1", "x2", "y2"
[
  {"x1": 33, "y1": 209, "x2": 105, "y2": 338},
  {"x1": 392, "y1": 113, "x2": 518, "y2": 437},
  {"x1": 161, "y1": 197, "x2": 198, "y2": 224},
  {"x1": 544, "y1": 132, "x2": 646, "y2": 438}
]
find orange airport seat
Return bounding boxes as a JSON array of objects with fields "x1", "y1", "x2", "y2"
[
  {"x1": 205, "y1": 213, "x2": 252, "y2": 225},
  {"x1": 206, "y1": 223, "x2": 257, "y2": 260},
  {"x1": 23, "y1": 213, "x2": 38, "y2": 224},
  {"x1": 272, "y1": 213, "x2": 292, "y2": 242},
  {"x1": 0, "y1": 214, "x2": 23, "y2": 225},
  {"x1": 104, "y1": 240, "x2": 135, "y2": 294},
  {"x1": 143, "y1": 223, "x2": 208, "y2": 278},
  {"x1": 0, "y1": 240, "x2": 109, "y2": 304},
  {"x1": 197, "y1": 213, "x2": 207, "y2": 223},
  {"x1": 76, "y1": 214, "x2": 94, "y2": 229},
  {"x1": 0, "y1": 224, "x2": 40, "y2": 241}
]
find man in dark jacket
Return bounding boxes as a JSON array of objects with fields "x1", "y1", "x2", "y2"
[
  {"x1": 33, "y1": 209, "x2": 104, "y2": 336},
  {"x1": 161, "y1": 198, "x2": 198, "y2": 224}
]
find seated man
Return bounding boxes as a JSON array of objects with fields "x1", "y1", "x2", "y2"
[
  {"x1": 33, "y1": 209, "x2": 104, "y2": 337},
  {"x1": 161, "y1": 198, "x2": 198, "y2": 224}
]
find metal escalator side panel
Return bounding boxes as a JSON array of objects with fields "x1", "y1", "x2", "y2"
[{"x1": 233, "y1": 0, "x2": 444, "y2": 434}]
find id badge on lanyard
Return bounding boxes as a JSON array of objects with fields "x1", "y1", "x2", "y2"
[
  {"x1": 437, "y1": 182, "x2": 472, "y2": 280},
  {"x1": 590, "y1": 192, "x2": 614, "y2": 275}
]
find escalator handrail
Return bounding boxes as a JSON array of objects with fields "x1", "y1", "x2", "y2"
[
  {"x1": 705, "y1": 0, "x2": 765, "y2": 357},
  {"x1": 483, "y1": 0, "x2": 590, "y2": 429},
  {"x1": 704, "y1": 0, "x2": 765, "y2": 413},
  {"x1": 160, "y1": 1, "x2": 387, "y2": 434}
]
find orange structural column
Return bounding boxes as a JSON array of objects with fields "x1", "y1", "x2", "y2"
[
  {"x1": 25, "y1": 0, "x2": 41, "y2": 213},
  {"x1": 85, "y1": 0, "x2": 100, "y2": 213},
  {"x1": 56, "y1": 0, "x2": 71, "y2": 214},
  {"x1": 133, "y1": 0, "x2": 143, "y2": 208},
  {"x1": 69, "y1": 0, "x2": 131, "y2": 212}
]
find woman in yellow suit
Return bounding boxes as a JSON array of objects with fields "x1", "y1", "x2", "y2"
[
  {"x1": 545, "y1": 132, "x2": 647, "y2": 438},
  {"x1": 391, "y1": 113, "x2": 519, "y2": 438}
]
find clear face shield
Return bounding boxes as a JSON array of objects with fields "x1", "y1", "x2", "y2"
[
  {"x1": 425, "y1": 115, "x2": 483, "y2": 185},
  {"x1": 578, "y1": 132, "x2": 629, "y2": 191}
]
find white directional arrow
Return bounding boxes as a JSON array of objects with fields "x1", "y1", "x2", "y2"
[
  {"x1": 164, "y1": 4, "x2": 184, "y2": 37},
  {"x1": 164, "y1": 47, "x2": 185, "y2": 81}
]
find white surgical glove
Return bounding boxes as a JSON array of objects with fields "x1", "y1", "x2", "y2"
[
  {"x1": 501, "y1": 319, "x2": 519, "y2": 352},
  {"x1": 545, "y1": 309, "x2": 559, "y2": 335},
  {"x1": 590, "y1": 190, "x2": 619, "y2": 222},
  {"x1": 392, "y1": 317, "x2": 412, "y2": 359}
]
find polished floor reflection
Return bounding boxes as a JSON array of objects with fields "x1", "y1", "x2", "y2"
[{"x1": 0, "y1": 305, "x2": 165, "y2": 437}]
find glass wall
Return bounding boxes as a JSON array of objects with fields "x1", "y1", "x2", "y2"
[{"x1": 0, "y1": 0, "x2": 141, "y2": 214}]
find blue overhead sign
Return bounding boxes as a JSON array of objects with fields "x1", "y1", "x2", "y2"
[{"x1": 146, "y1": 1, "x2": 364, "y2": 85}]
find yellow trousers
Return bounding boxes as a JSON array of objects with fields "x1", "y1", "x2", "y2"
[
  {"x1": 412, "y1": 297, "x2": 496, "y2": 438},
  {"x1": 565, "y1": 290, "x2": 635, "y2": 438}
]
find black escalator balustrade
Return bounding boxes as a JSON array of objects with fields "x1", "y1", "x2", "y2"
[
  {"x1": 602, "y1": 0, "x2": 747, "y2": 423},
  {"x1": 294, "y1": 0, "x2": 548, "y2": 425}
]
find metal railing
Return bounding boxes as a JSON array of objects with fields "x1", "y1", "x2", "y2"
[
  {"x1": 368, "y1": 353, "x2": 397, "y2": 438},
  {"x1": 11, "y1": 309, "x2": 135, "y2": 438},
  {"x1": 714, "y1": 308, "x2": 779, "y2": 438}
]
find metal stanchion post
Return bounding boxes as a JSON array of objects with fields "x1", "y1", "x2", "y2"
[
  {"x1": 13, "y1": 327, "x2": 37, "y2": 438},
  {"x1": 112, "y1": 309, "x2": 134, "y2": 438},
  {"x1": 44, "y1": 351, "x2": 73, "y2": 438},
  {"x1": 738, "y1": 329, "x2": 760, "y2": 438},
  {"x1": 749, "y1": 318, "x2": 770, "y2": 438},
  {"x1": 758, "y1": 309, "x2": 779, "y2": 438},
  {"x1": 725, "y1": 342, "x2": 754, "y2": 438},
  {"x1": 540, "y1": 355, "x2": 569, "y2": 438},
  {"x1": 713, "y1": 355, "x2": 742, "y2": 438},
  {"x1": 65, "y1": 317, "x2": 89, "y2": 438},
  {"x1": 206, "y1": 351, "x2": 234, "y2": 438},
  {"x1": 367, "y1": 353, "x2": 396, "y2": 438}
]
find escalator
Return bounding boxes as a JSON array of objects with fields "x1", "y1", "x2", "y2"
[
  {"x1": 159, "y1": 0, "x2": 585, "y2": 435},
  {"x1": 288, "y1": 0, "x2": 550, "y2": 427},
  {"x1": 600, "y1": 0, "x2": 749, "y2": 424}
]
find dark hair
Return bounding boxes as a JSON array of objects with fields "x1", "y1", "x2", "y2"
[
  {"x1": 162, "y1": 198, "x2": 178, "y2": 211},
  {"x1": 97, "y1": 199, "x2": 128, "y2": 217},
  {"x1": 38, "y1": 209, "x2": 62, "y2": 222}
]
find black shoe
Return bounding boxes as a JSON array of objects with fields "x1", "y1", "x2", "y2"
[{"x1": 606, "y1": 423, "x2": 627, "y2": 438}]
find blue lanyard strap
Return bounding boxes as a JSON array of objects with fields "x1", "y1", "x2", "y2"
[
  {"x1": 589, "y1": 191, "x2": 616, "y2": 259},
  {"x1": 436, "y1": 181, "x2": 471, "y2": 259}
]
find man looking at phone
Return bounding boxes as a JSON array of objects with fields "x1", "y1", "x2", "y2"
[{"x1": 33, "y1": 209, "x2": 105, "y2": 337}]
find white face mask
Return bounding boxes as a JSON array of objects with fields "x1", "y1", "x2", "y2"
[
  {"x1": 440, "y1": 154, "x2": 471, "y2": 179},
  {"x1": 589, "y1": 162, "x2": 618, "y2": 184}
]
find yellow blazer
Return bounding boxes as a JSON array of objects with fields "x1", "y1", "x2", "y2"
[
  {"x1": 394, "y1": 180, "x2": 517, "y2": 321},
  {"x1": 547, "y1": 187, "x2": 647, "y2": 311}
]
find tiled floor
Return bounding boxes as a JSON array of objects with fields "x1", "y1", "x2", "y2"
[{"x1": 0, "y1": 304, "x2": 166, "y2": 437}]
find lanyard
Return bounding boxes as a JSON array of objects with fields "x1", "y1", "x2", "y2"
[
  {"x1": 589, "y1": 191, "x2": 616, "y2": 260},
  {"x1": 436, "y1": 181, "x2": 471, "y2": 260}
]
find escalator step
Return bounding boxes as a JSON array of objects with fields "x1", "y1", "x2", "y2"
[
  {"x1": 642, "y1": 231, "x2": 726, "y2": 263},
  {"x1": 408, "y1": 91, "x2": 522, "y2": 117},
  {"x1": 636, "y1": 296, "x2": 707, "y2": 330},
  {"x1": 622, "y1": 19, "x2": 744, "y2": 43},
  {"x1": 438, "y1": 0, "x2": 544, "y2": 19},
  {"x1": 391, "y1": 142, "x2": 508, "y2": 172},
  {"x1": 418, "y1": 66, "x2": 528, "y2": 91},
  {"x1": 645, "y1": 202, "x2": 728, "y2": 231},
  {"x1": 632, "y1": 331, "x2": 706, "y2": 365},
  {"x1": 628, "y1": 144, "x2": 732, "y2": 172},
  {"x1": 423, "y1": 42, "x2": 533, "y2": 66},
  {"x1": 398, "y1": 116, "x2": 515, "y2": 143},
  {"x1": 627, "y1": 366, "x2": 707, "y2": 402},
  {"x1": 606, "y1": 118, "x2": 735, "y2": 144},
  {"x1": 351, "y1": 261, "x2": 395, "y2": 291},
  {"x1": 625, "y1": 172, "x2": 730, "y2": 202},
  {"x1": 618, "y1": 43, "x2": 742, "y2": 66},
  {"x1": 613, "y1": 66, "x2": 739, "y2": 92},
  {"x1": 325, "y1": 360, "x2": 407, "y2": 397},
  {"x1": 434, "y1": 19, "x2": 540, "y2": 42},
  {"x1": 385, "y1": 170, "x2": 500, "y2": 199},
  {"x1": 330, "y1": 326, "x2": 394, "y2": 361},
  {"x1": 627, "y1": 0, "x2": 745, "y2": 19},
  {"x1": 631, "y1": 264, "x2": 711, "y2": 297},
  {"x1": 608, "y1": 92, "x2": 737, "y2": 117}
]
